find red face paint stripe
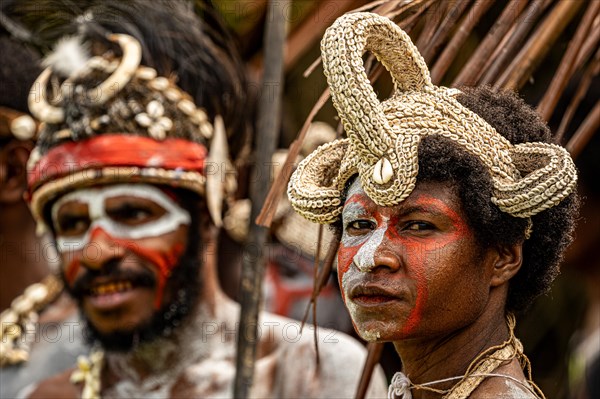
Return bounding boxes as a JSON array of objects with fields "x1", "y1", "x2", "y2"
[{"x1": 68, "y1": 226, "x2": 185, "y2": 310}]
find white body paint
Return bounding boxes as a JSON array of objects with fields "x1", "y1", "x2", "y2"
[
  {"x1": 340, "y1": 181, "x2": 390, "y2": 340},
  {"x1": 341, "y1": 182, "x2": 389, "y2": 273},
  {"x1": 51, "y1": 184, "x2": 191, "y2": 253},
  {"x1": 97, "y1": 295, "x2": 389, "y2": 398}
]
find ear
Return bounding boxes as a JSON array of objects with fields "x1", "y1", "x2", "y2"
[
  {"x1": 0, "y1": 141, "x2": 33, "y2": 203},
  {"x1": 489, "y1": 242, "x2": 523, "y2": 287}
]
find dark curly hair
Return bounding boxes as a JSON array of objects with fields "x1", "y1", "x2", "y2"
[
  {"x1": 419, "y1": 86, "x2": 579, "y2": 313},
  {"x1": 334, "y1": 86, "x2": 579, "y2": 313}
]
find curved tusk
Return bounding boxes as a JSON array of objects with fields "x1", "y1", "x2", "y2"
[
  {"x1": 87, "y1": 33, "x2": 142, "y2": 105},
  {"x1": 206, "y1": 115, "x2": 228, "y2": 227},
  {"x1": 28, "y1": 68, "x2": 65, "y2": 124}
]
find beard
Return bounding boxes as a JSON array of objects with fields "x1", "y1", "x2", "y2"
[{"x1": 63, "y1": 247, "x2": 202, "y2": 353}]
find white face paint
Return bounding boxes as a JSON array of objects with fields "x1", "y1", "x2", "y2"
[
  {"x1": 341, "y1": 180, "x2": 388, "y2": 273},
  {"x1": 51, "y1": 184, "x2": 191, "y2": 253}
]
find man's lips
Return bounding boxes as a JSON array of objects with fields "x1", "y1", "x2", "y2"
[
  {"x1": 83, "y1": 278, "x2": 151, "y2": 311},
  {"x1": 89, "y1": 280, "x2": 133, "y2": 296}
]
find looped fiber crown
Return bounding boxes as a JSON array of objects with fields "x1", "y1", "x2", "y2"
[{"x1": 288, "y1": 12, "x2": 577, "y2": 224}]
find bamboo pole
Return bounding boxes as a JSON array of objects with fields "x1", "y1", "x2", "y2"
[
  {"x1": 495, "y1": 0, "x2": 585, "y2": 91},
  {"x1": 452, "y1": 0, "x2": 528, "y2": 87},
  {"x1": 479, "y1": 0, "x2": 551, "y2": 85},
  {"x1": 284, "y1": 0, "x2": 367, "y2": 71},
  {"x1": 566, "y1": 100, "x2": 600, "y2": 160},
  {"x1": 537, "y1": 0, "x2": 600, "y2": 121},
  {"x1": 415, "y1": 1, "x2": 448, "y2": 57},
  {"x1": 421, "y1": 0, "x2": 472, "y2": 63},
  {"x1": 430, "y1": 0, "x2": 496, "y2": 84},
  {"x1": 574, "y1": 18, "x2": 600, "y2": 68},
  {"x1": 556, "y1": 51, "x2": 599, "y2": 142}
]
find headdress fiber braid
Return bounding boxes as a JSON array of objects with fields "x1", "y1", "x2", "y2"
[{"x1": 288, "y1": 12, "x2": 577, "y2": 224}]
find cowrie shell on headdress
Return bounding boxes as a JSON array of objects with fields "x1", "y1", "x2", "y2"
[
  {"x1": 10, "y1": 115, "x2": 36, "y2": 140},
  {"x1": 149, "y1": 77, "x2": 169, "y2": 91},
  {"x1": 136, "y1": 66, "x2": 157, "y2": 80},
  {"x1": 372, "y1": 157, "x2": 393, "y2": 184},
  {"x1": 178, "y1": 99, "x2": 196, "y2": 115},
  {"x1": 146, "y1": 101, "x2": 164, "y2": 119},
  {"x1": 164, "y1": 88, "x2": 182, "y2": 102}
]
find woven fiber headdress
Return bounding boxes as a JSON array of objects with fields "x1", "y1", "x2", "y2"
[{"x1": 288, "y1": 12, "x2": 577, "y2": 224}]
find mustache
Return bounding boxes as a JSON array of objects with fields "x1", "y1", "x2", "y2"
[{"x1": 68, "y1": 259, "x2": 156, "y2": 298}]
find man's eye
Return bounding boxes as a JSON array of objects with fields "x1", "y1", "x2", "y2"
[
  {"x1": 109, "y1": 206, "x2": 154, "y2": 224},
  {"x1": 405, "y1": 221, "x2": 433, "y2": 231},
  {"x1": 58, "y1": 216, "x2": 91, "y2": 236},
  {"x1": 347, "y1": 220, "x2": 375, "y2": 231}
]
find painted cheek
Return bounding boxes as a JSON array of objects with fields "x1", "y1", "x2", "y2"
[
  {"x1": 391, "y1": 197, "x2": 470, "y2": 335},
  {"x1": 337, "y1": 243, "x2": 360, "y2": 303},
  {"x1": 70, "y1": 227, "x2": 185, "y2": 310},
  {"x1": 65, "y1": 258, "x2": 81, "y2": 287},
  {"x1": 401, "y1": 245, "x2": 427, "y2": 335},
  {"x1": 339, "y1": 193, "x2": 372, "y2": 302},
  {"x1": 111, "y1": 236, "x2": 185, "y2": 309}
]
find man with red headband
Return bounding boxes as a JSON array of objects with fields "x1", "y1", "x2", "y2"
[{"x1": 21, "y1": 2, "x2": 386, "y2": 398}]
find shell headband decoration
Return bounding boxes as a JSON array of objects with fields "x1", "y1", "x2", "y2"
[{"x1": 288, "y1": 12, "x2": 577, "y2": 224}]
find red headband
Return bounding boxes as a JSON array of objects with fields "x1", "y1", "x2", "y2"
[{"x1": 29, "y1": 134, "x2": 207, "y2": 191}]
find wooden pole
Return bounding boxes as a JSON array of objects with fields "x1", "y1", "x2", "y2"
[
  {"x1": 495, "y1": 0, "x2": 584, "y2": 91},
  {"x1": 452, "y1": 0, "x2": 528, "y2": 87},
  {"x1": 355, "y1": 343, "x2": 385, "y2": 399},
  {"x1": 233, "y1": 1, "x2": 289, "y2": 397},
  {"x1": 478, "y1": 0, "x2": 551, "y2": 86},
  {"x1": 430, "y1": 0, "x2": 496, "y2": 84},
  {"x1": 536, "y1": 0, "x2": 600, "y2": 121}
]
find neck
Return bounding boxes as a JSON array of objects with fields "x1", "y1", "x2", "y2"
[
  {"x1": 102, "y1": 291, "x2": 238, "y2": 397},
  {"x1": 0, "y1": 203, "x2": 51, "y2": 310},
  {"x1": 393, "y1": 300, "x2": 509, "y2": 398}
]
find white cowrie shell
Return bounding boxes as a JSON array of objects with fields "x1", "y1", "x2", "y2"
[
  {"x1": 178, "y1": 99, "x2": 196, "y2": 115},
  {"x1": 200, "y1": 123, "x2": 213, "y2": 139},
  {"x1": 372, "y1": 157, "x2": 393, "y2": 184},
  {"x1": 164, "y1": 88, "x2": 182, "y2": 102},
  {"x1": 10, "y1": 115, "x2": 36, "y2": 140},
  {"x1": 136, "y1": 66, "x2": 157, "y2": 80},
  {"x1": 149, "y1": 77, "x2": 169, "y2": 91},
  {"x1": 135, "y1": 113, "x2": 152, "y2": 127},
  {"x1": 147, "y1": 101, "x2": 164, "y2": 118}
]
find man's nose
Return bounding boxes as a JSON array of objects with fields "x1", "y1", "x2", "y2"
[{"x1": 79, "y1": 227, "x2": 126, "y2": 270}]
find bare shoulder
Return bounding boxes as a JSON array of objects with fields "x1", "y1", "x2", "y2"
[
  {"x1": 259, "y1": 312, "x2": 388, "y2": 398},
  {"x1": 24, "y1": 368, "x2": 80, "y2": 399},
  {"x1": 469, "y1": 360, "x2": 542, "y2": 399}
]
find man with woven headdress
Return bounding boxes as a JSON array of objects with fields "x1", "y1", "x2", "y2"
[
  {"x1": 0, "y1": 25, "x2": 89, "y2": 397},
  {"x1": 288, "y1": 12, "x2": 579, "y2": 398},
  {"x1": 20, "y1": 2, "x2": 386, "y2": 398}
]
